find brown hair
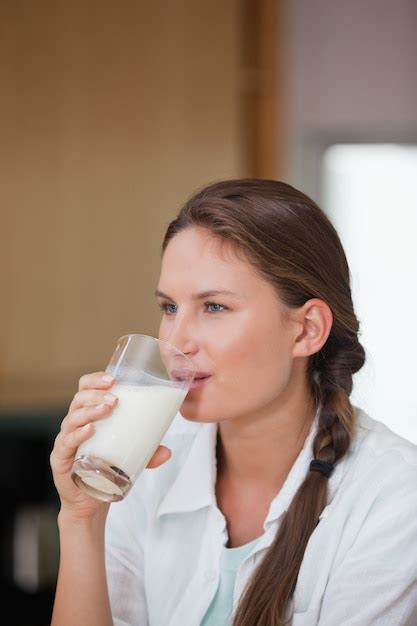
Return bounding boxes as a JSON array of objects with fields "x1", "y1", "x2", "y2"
[{"x1": 162, "y1": 178, "x2": 365, "y2": 625}]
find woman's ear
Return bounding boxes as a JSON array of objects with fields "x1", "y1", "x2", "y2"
[{"x1": 291, "y1": 299, "x2": 333, "y2": 358}]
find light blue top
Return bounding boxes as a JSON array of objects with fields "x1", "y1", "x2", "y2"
[{"x1": 200, "y1": 535, "x2": 261, "y2": 626}]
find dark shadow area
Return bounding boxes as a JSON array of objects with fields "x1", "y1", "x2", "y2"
[{"x1": 0, "y1": 410, "x2": 64, "y2": 626}]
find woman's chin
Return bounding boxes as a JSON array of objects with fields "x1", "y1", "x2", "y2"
[
  {"x1": 179, "y1": 406, "x2": 218, "y2": 423},
  {"x1": 182, "y1": 413, "x2": 216, "y2": 423}
]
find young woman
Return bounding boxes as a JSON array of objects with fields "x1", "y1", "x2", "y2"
[{"x1": 50, "y1": 179, "x2": 417, "y2": 626}]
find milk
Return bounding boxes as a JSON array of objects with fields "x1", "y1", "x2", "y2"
[{"x1": 76, "y1": 382, "x2": 186, "y2": 480}]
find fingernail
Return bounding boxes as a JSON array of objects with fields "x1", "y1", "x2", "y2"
[
  {"x1": 101, "y1": 374, "x2": 114, "y2": 383},
  {"x1": 82, "y1": 423, "x2": 92, "y2": 430},
  {"x1": 104, "y1": 393, "x2": 117, "y2": 404},
  {"x1": 95, "y1": 403, "x2": 106, "y2": 411}
]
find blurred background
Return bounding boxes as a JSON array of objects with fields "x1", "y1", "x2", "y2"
[{"x1": 1, "y1": 1, "x2": 416, "y2": 623}]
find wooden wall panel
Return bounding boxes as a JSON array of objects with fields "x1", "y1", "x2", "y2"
[
  {"x1": 241, "y1": 0, "x2": 285, "y2": 179},
  {"x1": 0, "y1": 1, "x2": 244, "y2": 409}
]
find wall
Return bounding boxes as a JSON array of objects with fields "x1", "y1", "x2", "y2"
[
  {"x1": 285, "y1": 0, "x2": 417, "y2": 197},
  {"x1": 0, "y1": 1, "x2": 244, "y2": 409},
  {"x1": 284, "y1": 0, "x2": 417, "y2": 439}
]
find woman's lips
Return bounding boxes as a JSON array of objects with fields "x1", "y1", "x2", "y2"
[
  {"x1": 171, "y1": 368, "x2": 212, "y2": 387},
  {"x1": 188, "y1": 375, "x2": 212, "y2": 392},
  {"x1": 171, "y1": 369, "x2": 212, "y2": 392}
]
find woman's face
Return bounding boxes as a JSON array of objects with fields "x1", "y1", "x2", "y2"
[{"x1": 156, "y1": 227, "x2": 302, "y2": 423}]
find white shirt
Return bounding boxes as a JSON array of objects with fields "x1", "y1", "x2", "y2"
[{"x1": 105, "y1": 407, "x2": 417, "y2": 625}]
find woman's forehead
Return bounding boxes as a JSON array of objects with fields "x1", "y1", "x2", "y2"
[
  {"x1": 161, "y1": 228, "x2": 255, "y2": 280},
  {"x1": 159, "y1": 228, "x2": 285, "y2": 309},
  {"x1": 164, "y1": 226, "x2": 230, "y2": 255}
]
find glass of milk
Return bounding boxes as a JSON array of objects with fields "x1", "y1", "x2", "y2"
[{"x1": 71, "y1": 333, "x2": 195, "y2": 502}]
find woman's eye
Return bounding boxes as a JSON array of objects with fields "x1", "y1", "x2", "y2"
[
  {"x1": 158, "y1": 302, "x2": 226, "y2": 314},
  {"x1": 158, "y1": 303, "x2": 177, "y2": 315},
  {"x1": 206, "y1": 302, "x2": 225, "y2": 313}
]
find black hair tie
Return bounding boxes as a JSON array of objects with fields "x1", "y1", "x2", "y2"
[{"x1": 309, "y1": 459, "x2": 334, "y2": 478}]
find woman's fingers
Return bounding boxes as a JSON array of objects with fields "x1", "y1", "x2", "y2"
[
  {"x1": 78, "y1": 371, "x2": 115, "y2": 392},
  {"x1": 51, "y1": 422, "x2": 95, "y2": 469},
  {"x1": 146, "y1": 445, "x2": 172, "y2": 469},
  {"x1": 69, "y1": 388, "x2": 118, "y2": 413},
  {"x1": 62, "y1": 423, "x2": 94, "y2": 454},
  {"x1": 60, "y1": 402, "x2": 115, "y2": 435},
  {"x1": 68, "y1": 372, "x2": 116, "y2": 412}
]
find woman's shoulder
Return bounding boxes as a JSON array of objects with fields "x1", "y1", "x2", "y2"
[
  {"x1": 353, "y1": 406, "x2": 417, "y2": 467},
  {"x1": 342, "y1": 406, "x2": 417, "y2": 503}
]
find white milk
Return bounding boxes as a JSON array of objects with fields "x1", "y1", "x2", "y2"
[{"x1": 76, "y1": 382, "x2": 186, "y2": 480}]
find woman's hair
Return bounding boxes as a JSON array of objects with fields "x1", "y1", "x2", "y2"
[{"x1": 162, "y1": 178, "x2": 365, "y2": 626}]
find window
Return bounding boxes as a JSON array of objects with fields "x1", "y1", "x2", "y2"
[{"x1": 322, "y1": 144, "x2": 417, "y2": 443}]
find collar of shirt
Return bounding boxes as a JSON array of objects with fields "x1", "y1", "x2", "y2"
[{"x1": 156, "y1": 407, "x2": 348, "y2": 527}]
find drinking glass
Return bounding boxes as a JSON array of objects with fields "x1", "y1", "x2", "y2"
[{"x1": 71, "y1": 334, "x2": 195, "y2": 502}]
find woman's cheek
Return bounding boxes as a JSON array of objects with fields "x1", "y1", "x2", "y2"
[{"x1": 158, "y1": 316, "x2": 175, "y2": 342}]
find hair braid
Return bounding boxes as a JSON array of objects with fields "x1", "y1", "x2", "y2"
[{"x1": 311, "y1": 333, "x2": 366, "y2": 463}]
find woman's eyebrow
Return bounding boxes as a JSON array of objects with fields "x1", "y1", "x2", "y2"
[{"x1": 154, "y1": 289, "x2": 242, "y2": 301}]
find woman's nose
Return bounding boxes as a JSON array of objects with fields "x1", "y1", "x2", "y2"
[{"x1": 165, "y1": 320, "x2": 199, "y2": 356}]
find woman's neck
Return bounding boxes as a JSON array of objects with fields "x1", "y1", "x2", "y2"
[{"x1": 216, "y1": 388, "x2": 316, "y2": 490}]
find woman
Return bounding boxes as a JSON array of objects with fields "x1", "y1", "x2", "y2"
[{"x1": 50, "y1": 179, "x2": 417, "y2": 626}]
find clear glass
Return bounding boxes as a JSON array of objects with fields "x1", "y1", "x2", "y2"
[{"x1": 71, "y1": 334, "x2": 195, "y2": 502}]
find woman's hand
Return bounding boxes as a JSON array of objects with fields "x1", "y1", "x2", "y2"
[{"x1": 50, "y1": 371, "x2": 172, "y2": 522}]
